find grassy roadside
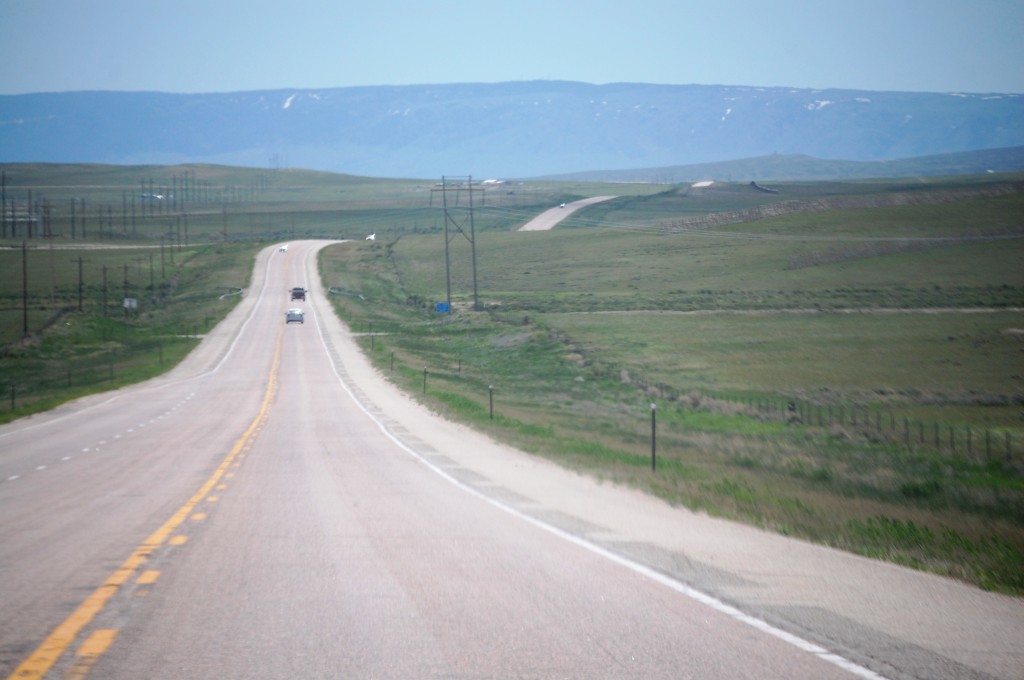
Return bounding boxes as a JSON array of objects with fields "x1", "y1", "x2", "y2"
[
  {"x1": 318, "y1": 193, "x2": 1024, "y2": 595},
  {"x1": 0, "y1": 242, "x2": 261, "y2": 420}
]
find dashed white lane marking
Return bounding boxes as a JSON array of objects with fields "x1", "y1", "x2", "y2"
[
  {"x1": 2, "y1": 343, "x2": 201, "y2": 484},
  {"x1": 2, "y1": 392, "x2": 198, "y2": 484}
]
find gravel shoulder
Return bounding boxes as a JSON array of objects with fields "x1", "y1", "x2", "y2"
[{"x1": 300, "y1": 241, "x2": 1023, "y2": 680}]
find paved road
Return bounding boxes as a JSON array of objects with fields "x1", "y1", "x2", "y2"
[
  {"x1": 518, "y1": 196, "x2": 616, "y2": 231},
  {"x1": 1, "y1": 241, "x2": 1020, "y2": 679}
]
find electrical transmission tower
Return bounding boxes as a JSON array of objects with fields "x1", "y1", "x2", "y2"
[{"x1": 435, "y1": 175, "x2": 480, "y2": 312}]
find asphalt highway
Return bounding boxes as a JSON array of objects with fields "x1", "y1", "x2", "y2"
[
  {"x1": 1, "y1": 241, "x2": 1020, "y2": 679},
  {"x1": 517, "y1": 196, "x2": 615, "y2": 231}
]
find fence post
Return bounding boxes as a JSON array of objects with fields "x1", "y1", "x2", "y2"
[
  {"x1": 650, "y1": 403, "x2": 657, "y2": 471},
  {"x1": 489, "y1": 385, "x2": 494, "y2": 420}
]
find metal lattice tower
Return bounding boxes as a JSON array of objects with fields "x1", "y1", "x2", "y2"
[{"x1": 436, "y1": 175, "x2": 479, "y2": 312}]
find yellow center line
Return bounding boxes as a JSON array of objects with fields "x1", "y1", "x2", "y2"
[
  {"x1": 8, "y1": 325, "x2": 284, "y2": 680},
  {"x1": 136, "y1": 571, "x2": 160, "y2": 586},
  {"x1": 66, "y1": 630, "x2": 117, "y2": 680}
]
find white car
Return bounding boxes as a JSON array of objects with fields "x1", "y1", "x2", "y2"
[
  {"x1": 285, "y1": 308, "x2": 304, "y2": 324},
  {"x1": 279, "y1": 244, "x2": 289, "y2": 252}
]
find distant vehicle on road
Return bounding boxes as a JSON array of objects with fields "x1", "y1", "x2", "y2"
[
  {"x1": 559, "y1": 203, "x2": 566, "y2": 208},
  {"x1": 279, "y1": 244, "x2": 289, "y2": 252},
  {"x1": 285, "y1": 308, "x2": 304, "y2": 324},
  {"x1": 290, "y1": 287, "x2": 306, "y2": 301}
]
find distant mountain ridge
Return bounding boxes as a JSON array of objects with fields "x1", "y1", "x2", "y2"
[{"x1": 1, "y1": 81, "x2": 1022, "y2": 179}]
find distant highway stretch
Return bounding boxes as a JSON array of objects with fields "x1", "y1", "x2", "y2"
[
  {"x1": 518, "y1": 195, "x2": 615, "y2": 230},
  {"x1": 1, "y1": 241, "x2": 1020, "y2": 680}
]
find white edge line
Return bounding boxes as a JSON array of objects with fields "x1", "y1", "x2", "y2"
[{"x1": 312, "y1": 301, "x2": 888, "y2": 680}]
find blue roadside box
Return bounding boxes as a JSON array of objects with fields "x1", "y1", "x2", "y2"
[{"x1": 435, "y1": 302, "x2": 450, "y2": 313}]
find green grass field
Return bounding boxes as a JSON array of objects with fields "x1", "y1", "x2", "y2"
[
  {"x1": 3, "y1": 163, "x2": 1022, "y2": 593},
  {"x1": 319, "y1": 177, "x2": 1024, "y2": 594}
]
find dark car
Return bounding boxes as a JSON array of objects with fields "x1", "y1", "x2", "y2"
[{"x1": 290, "y1": 287, "x2": 306, "y2": 301}]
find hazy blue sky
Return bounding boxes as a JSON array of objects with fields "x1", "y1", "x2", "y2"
[{"x1": 2, "y1": 0, "x2": 1021, "y2": 95}]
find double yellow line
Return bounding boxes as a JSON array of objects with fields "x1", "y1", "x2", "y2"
[{"x1": 9, "y1": 329, "x2": 284, "y2": 679}]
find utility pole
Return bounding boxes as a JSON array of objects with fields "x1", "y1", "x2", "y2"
[
  {"x1": 468, "y1": 180, "x2": 479, "y2": 310},
  {"x1": 70, "y1": 256, "x2": 86, "y2": 311},
  {"x1": 42, "y1": 199, "x2": 51, "y2": 238},
  {"x1": 1, "y1": 170, "x2": 6, "y2": 239},
  {"x1": 442, "y1": 179, "x2": 453, "y2": 311},
  {"x1": 21, "y1": 242, "x2": 29, "y2": 337}
]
